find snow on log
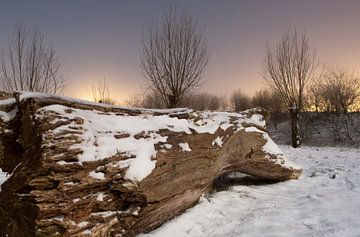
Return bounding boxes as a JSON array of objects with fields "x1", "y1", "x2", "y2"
[{"x1": 0, "y1": 92, "x2": 301, "y2": 236}]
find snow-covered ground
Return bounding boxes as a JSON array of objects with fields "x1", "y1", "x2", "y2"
[{"x1": 141, "y1": 146, "x2": 360, "y2": 237}]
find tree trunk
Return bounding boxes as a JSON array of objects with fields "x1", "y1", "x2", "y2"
[
  {"x1": 290, "y1": 108, "x2": 300, "y2": 148},
  {"x1": 0, "y1": 92, "x2": 302, "y2": 236},
  {"x1": 167, "y1": 94, "x2": 177, "y2": 108}
]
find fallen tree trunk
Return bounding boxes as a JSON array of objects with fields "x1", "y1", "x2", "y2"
[{"x1": 0, "y1": 92, "x2": 301, "y2": 237}]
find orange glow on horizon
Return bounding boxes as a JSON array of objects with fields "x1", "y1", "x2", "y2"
[{"x1": 71, "y1": 88, "x2": 130, "y2": 106}]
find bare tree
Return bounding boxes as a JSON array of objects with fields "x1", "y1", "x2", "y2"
[
  {"x1": 319, "y1": 68, "x2": 360, "y2": 114},
  {"x1": 306, "y1": 78, "x2": 324, "y2": 113},
  {"x1": 141, "y1": 6, "x2": 209, "y2": 108},
  {"x1": 231, "y1": 89, "x2": 252, "y2": 112},
  {"x1": 0, "y1": 24, "x2": 65, "y2": 94},
  {"x1": 263, "y1": 30, "x2": 319, "y2": 148},
  {"x1": 252, "y1": 89, "x2": 286, "y2": 129},
  {"x1": 91, "y1": 78, "x2": 115, "y2": 104}
]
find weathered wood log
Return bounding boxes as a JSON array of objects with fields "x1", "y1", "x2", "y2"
[{"x1": 0, "y1": 92, "x2": 301, "y2": 237}]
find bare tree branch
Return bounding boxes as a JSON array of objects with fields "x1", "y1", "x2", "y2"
[
  {"x1": 319, "y1": 67, "x2": 360, "y2": 113},
  {"x1": 91, "y1": 77, "x2": 115, "y2": 104},
  {"x1": 0, "y1": 23, "x2": 65, "y2": 94}
]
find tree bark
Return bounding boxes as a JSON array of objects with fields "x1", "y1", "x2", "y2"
[{"x1": 290, "y1": 108, "x2": 300, "y2": 148}]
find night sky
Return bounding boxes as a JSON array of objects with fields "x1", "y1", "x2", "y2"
[{"x1": 1, "y1": 0, "x2": 359, "y2": 103}]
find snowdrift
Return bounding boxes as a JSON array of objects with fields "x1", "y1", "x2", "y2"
[{"x1": 0, "y1": 91, "x2": 301, "y2": 236}]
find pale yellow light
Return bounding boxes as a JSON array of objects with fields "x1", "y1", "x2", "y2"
[{"x1": 75, "y1": 90, "x2": 94, "y2": 102}]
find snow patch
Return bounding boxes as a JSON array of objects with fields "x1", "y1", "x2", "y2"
[
  {"x1": 0, "y1": 98, "x2": 16, "y2": 106},
  {"x1": 0, "y1": 108, "x2": 18, "y2": 122},
  {"x1": 212, "y1": 136, "x2": 223, "y2": 147},
  {"x1": 91, "y1": 211, "x2": 122, "y2": 218},
  {"x1": 179, "y1": 143, "x2": 191, "y2": 152},
  {"x1": 48, "y1": 215, "x2": 64, "y2": 222},
  {"x1": 82, "y1": 229, "x2": 91, "y2": 235},
  {"x1": 0, "y1": 168, "x2": 10, "y2": 191},
  {"x1": 250, "y1": 113, "x2": 266, "y2": 127},
  {"x1": 89, "y1": 171, "x2": 105, "y2": 180},
  {"x1": 244, "y1": 127, "x2": 298, "y2": 169},
  {"x1": 132, "y1": 207, "x2": 141, "y2": 216},
  {"x1": 96, "y1": 192, "x2": 105, "y2": 202},
  {"x1": 77, "y1": 221, "x2": 89, "y2": 228},
  {"x1": 72, "y1": 198, "x2": 81, "y2": 203},
  {"x1": 161, "y1": 144, "x2": 173, "y2": 149}
]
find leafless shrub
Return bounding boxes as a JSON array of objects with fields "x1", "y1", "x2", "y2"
[
  {"x1": 141, "y1": 90, "x2": 166, "y2": 109},
  {"x1": 125, "y1": 90, "x2": 166, "y2": 109},
  {"x1": 319, "y1": 68, "x2": 360, "y2": 113},
  {"x1": 183, "y1": 93, "x2": 224, "y2": 111},
  {"x1": 252, "y1": 89, "x2": 286, "y2": 112},
  {"x1": 230, "y1": 89, "x2": 252, "y2": 112},
  {"x1": 91, "y1": 78, "x2": 115, "y2": 104},
  {"x1": 0, "y1": 23, "x2": 65, "y2": 94}
]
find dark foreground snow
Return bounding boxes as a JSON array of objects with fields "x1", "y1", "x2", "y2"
[{"x1": 141, "y1": 146, "x2": 360, "y2": 237}]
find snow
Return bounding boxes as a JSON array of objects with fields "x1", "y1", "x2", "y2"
[
  {"x1": 244, "y1": 127, "x2": 298, "y2": 169},
  {"x1": 89, "y1": 171, "x2": 105, "y2": 180},
  {"x1": 0, "y1": 108, "x2": 17, "y2": 122},
  {"x1": 91, "y1": 211, "x2": 123, "y2": 218},
  {"x1": 40, "y1": 104, "x2": 268, "y2": 182},
  {"x1": 132, "y1": 207, "x2": 141, "y2": 216},
  {"x1": 0, "y1": 98, "x2": 16, "y2": 106},
  {"x1": 48, "y1": 215, "x2": 64, "y2": 221},
  {"x1": 161, "y1": 144, "x2": 173, "y2": 149},
  {"x1": 0, "y1": 168, "x2": 9, "y2": 192},
  {"x1": 72, "y1": 198, "x2": 81, "y2": 203},
  {"x1": 82, "y1": 230, "x2": 91, "y2": 235},
  {"x1": 212, "y1": 136, "x2": 223, "y2": 147},
  {"x1": 244, "y1": 127, "x2": 283, "y2": 154},
  {"x1": 122, "y1": 137, "x2": 165, "y2": 181},
  {"x1": 141, "y1": 146, "x2": 360, "y2": 237},
  {"x1": 96, "y1": 192, "x2": 105, "y2": 202},
  {"x1": 77, "y1": 221, "x2": 89, "y2": 228},
  {"x1": 250, "y1": 113, "x2": 266, "y2": 127},
  {"x1": 179, "y1": 143, "x2": 191, "y2": 152},
  {"x1": 262, "y1": 133, "x2": 284, "y2": 155},
  {"x1": 193, "y1": 111, "x2": 240, "y2": 133}
]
